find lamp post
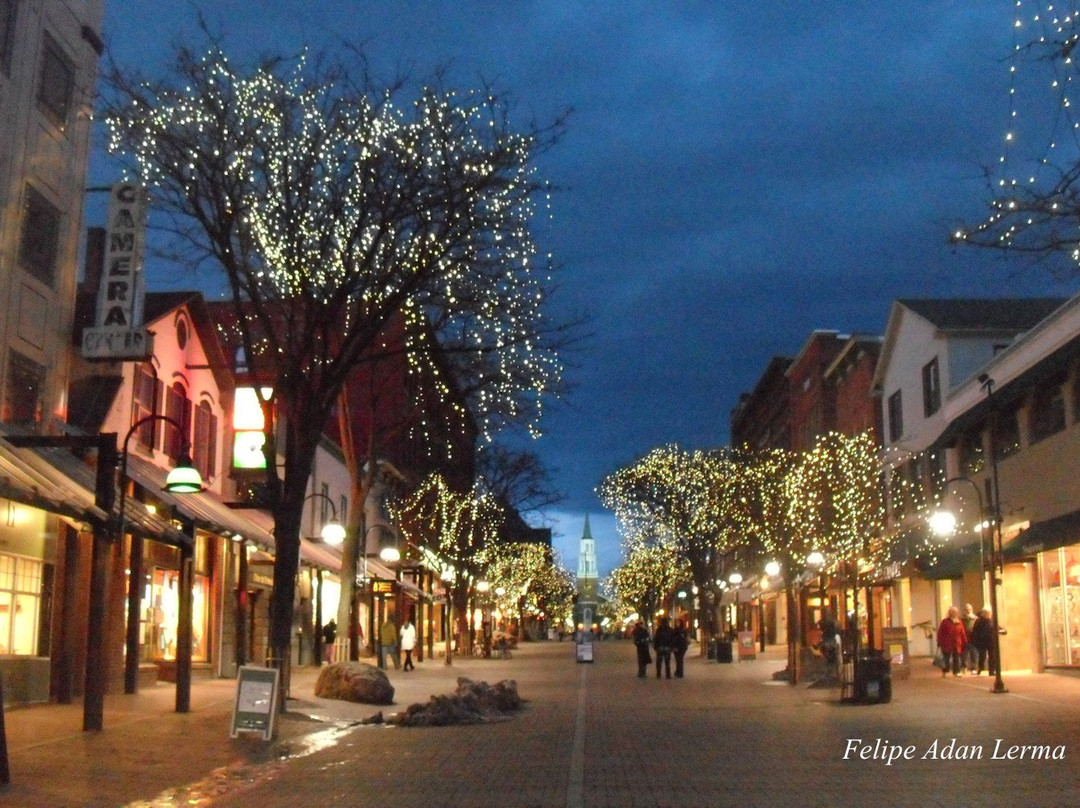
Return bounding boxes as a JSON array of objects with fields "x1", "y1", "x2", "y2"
[
  {"x1": 122, "y1": 414, "x2": 204, "y2": 697},
  {"x1": 302, "y1": 491, "x2": 346, "y2": 666},
  {"x1": 930, "y1": 474, "x2": 1007, "y2": 694},
  {"x1": 302, "y1": 491, "x2": 347, "y2": 546}
]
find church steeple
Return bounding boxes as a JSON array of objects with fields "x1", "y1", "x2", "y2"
[{"x1": 577, "y1": 514, "x2": 597, "y2": 582}]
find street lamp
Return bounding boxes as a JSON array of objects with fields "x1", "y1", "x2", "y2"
[
  {"x1": 303, "y1": 491, "x2": 346, "y2": 545},
  {"x1": 122, "y1": 414, "x2": 203, "y2": 697},
  {"x1": 930, "y1": 474, "x2": 1007, "y2": 694}
]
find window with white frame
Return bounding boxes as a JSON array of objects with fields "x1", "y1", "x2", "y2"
[{"x1": 0, "y1": 554, "x2": 42, "y2": 655}]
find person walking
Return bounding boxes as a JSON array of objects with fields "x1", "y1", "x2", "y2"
[
  {"x1": 971, "y1": 608, "x2": 996, "y2": 676},
  {"x1": 937, "y1": 605, "x2": 967, "y2": 678},
  {"x1": 320, "y1": 619, "x2": 336, "y2": 664},
  {"x1": 653, "y1": 616, "x2": 675, "y2": 679},
  {"x1": 673, "y1": 618, "x2": 690, "y2": 678},
  {"x1": 400, "y1": 617, "x2": 417, "y2": 671},
  {"x1": 379, "y1": 616, "x2": 399, "y2": 670},
  {"x1": 632, "y1": 620, "x2": 651, "y2": 678},
  {"x1": 961, "y1": 603, "x2": 978, "y2": 673}
]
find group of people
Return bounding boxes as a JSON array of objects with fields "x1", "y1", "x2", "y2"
[
  {"x1": 319, "y1": 616, "x2": 418, "y2": 672},
  {"x1": 632, "y1": 617, "x2": 691, "y2": 679},
  {"x1": 936, "y1": 603, "x2": 997, "y2": 677}
]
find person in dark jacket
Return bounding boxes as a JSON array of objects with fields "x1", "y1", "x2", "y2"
[
  {"x1": 937, "y1": 606, "x2": 967, "y2": 677},
  {"x1": 653, "y1": 617, "x2": 675, "y2": 679},
  {"x1": 632, "y1": 621, "x2": 651, "y2": 678},
  {"x1": 971, "y1": 608, "x2": 996, "y2": 675},
  {"x1": 673, "y1": 618, "x2": 690, "y2": 678}
]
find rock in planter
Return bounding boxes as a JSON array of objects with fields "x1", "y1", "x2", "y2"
[{"x1": 314, "y1": 662, "x2": 394, "y2": 705}]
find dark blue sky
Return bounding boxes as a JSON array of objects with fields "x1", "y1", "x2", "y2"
[{"x1": 92, "y1": 2, "x2": 1075, "y2": 575}]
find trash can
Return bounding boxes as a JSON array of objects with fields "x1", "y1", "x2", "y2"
[
  {"x1": 707, "y1": 639, "x2": 717, "y2": 660},
  {"x1": 854, "y1": 654, "x2": 891, "y2": 703},
  {"x1": 716, "y1": 639, "x2": 733, "y2": 663}
]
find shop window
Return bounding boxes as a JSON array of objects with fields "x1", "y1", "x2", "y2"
[
  {"x1": 922, "y1": 357, "x2": 941, "y2": 417},
  {"x1": 1030, "y1": 378, "x2": 1066, "y2": 444},
  {"x1": 0, "y1": 554, "x2": 42, "y2": 655},
  {"x1": 19, "y1": 185, "x2": 61, "y2": 287},
  {"x1": 36, "y1": 32, "x2": 74, "y2": 131},
  {"x1": 141, "y1": 568, "x2": 209, "y2": 662},
  {"x1": 887, "y1": 390, "x2": 903, "y2": 442},
  {"x1": 0, "y1": 0, "x2": 17, "y2": 76},
  {"x1": 990, "y1": 407, "x2": 1021, "y2": 461},
  {"x1": 2, "y1": 350, "x2": 44, "y2": 425},
  {"x1": 163, "y1": 381, "x2": 191, "y2": 463},
  {"x1": 1039, "y1": 547, "x2": 1080, "y2": 666},
  {"x1": 958, "y1": 430, "x2": 985, "y2": 476},
  {"x1": 131, "y1": 363, "x2": 161, "y2": 450},
  {"x1": 192, "y1": 400, "x2": 217, "y2": 481}
]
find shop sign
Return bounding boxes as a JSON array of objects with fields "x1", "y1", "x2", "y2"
[
  {"x1": 230, "y1": 665, "x2": 279, "y2": 741},
  {"x1": 372, "y1": 580, "x2": 394, "y2": 594},
  {"x1": 82, "y1": 182, "x2": 151, "y2": 360}
]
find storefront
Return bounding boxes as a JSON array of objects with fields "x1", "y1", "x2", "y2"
[
  {"x1": 136, "y1": 537, "x2": 213, "y2": 664},
  {"x1": 1038, "y1": 546, "x2": 1080, "y2": 666}
]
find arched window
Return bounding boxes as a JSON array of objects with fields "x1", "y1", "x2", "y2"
[
  {"x1": 192, "y1": 399, "x2": 217, "y2": 481},
  {"x1": 163, "y1": 381, "x2": 191, "y2": 463},
  {"x1": 131, "y1": 363, "x2": 161, "y2": 450}
]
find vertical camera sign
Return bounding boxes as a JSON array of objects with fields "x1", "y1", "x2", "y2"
[{"x1": 81, "y1": 182, "x2": 153, "y2": 361}]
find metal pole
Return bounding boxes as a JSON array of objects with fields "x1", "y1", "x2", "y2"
[{"x1": 980, "y1": 375, "x2": 1009, "y2": 694}]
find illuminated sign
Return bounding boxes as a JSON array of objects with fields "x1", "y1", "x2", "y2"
[
  {"x1": 372, "y1": 580, "x2": 394, "y2": 594},
  {"x1": 232, "y1": 387, "x2": 273, "y2": 470}
]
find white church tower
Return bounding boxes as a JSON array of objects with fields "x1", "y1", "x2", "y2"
[{"x1": 574, "y1": 515, "x2": 600, "y2": 630}]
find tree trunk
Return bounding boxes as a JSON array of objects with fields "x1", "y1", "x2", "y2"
[{"x1": 267, "y1": 407, "x2": 324, "y2": 712}]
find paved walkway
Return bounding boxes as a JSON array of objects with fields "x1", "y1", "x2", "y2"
[{"x1": 2, "y1": 642, "x2": 1079, "y2": 806}]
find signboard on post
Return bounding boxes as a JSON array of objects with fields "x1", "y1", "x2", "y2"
[
  {"x1": 230, "y1": 665, "x2": 279, "y2": 740},
  {"x1": 737, "y1": 631, "x2": 757, "y2": 660},
  {"x1": 82, "y1": 182, "x2": 151, "y2": 361}
]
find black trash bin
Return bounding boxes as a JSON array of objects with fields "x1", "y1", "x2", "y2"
[
  {"x1": 854, "y1": 654, "x2": 892, "y2": 703},
  {"x1": 716, "y1": 639, "x2": 733, "y2": 663}
]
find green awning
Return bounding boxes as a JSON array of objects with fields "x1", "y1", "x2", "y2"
[{"x1": 1003, "y1": 509, "x2": 1080, "y2": 561}]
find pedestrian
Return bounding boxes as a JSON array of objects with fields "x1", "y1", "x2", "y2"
[
  {"x1": 379, "y1": 616, "x2": 399, "y2": 670},
  {"x1": 400, "y1": 617, "x2": 417, "y2": 671},
  {"x1": 673, "y1": 618, "x2": 690, "y2": 678},
  {"x1": 632, "y1": 620, "x2": 651, "y2": 678},
  {"x1": 936, "y1": 605, "x2": 967, "y2": 678},
  {"x1": 653, "y1": 616, "x2": 675, "y2": 679},
  {"x1": 818, "y1": 608, "x2": 840, "y2": 677},
  {"x1": 971, "y1": 608, "x2": 996, "y2": 676},
  {"x1": 320, "y1": 619, "x2": 336, "y2": 664},
  {"x1": 961, "y1": 603, "x2": 978, "y2": 673}
]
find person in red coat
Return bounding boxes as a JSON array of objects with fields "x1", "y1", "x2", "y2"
[{"x1": 937, "y1": 606, "x2": 968, "y2": 678}]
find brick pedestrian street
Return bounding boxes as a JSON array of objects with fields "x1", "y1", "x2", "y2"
[{"x1": 4, "y1": 641, "x2": 1080, "y2": 807}]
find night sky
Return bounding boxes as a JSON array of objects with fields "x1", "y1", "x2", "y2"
[{"x1": 90, "y1": 2, "x2": 1077, "y2": 576}]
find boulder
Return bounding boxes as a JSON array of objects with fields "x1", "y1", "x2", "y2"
[{"x1": 314, "y1": 662, "x2": 394, "y2": 705}]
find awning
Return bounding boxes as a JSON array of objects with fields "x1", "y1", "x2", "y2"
[
  {"x1": 0, "y1": 439, "x2": 185, "y2": 544},
  {"x1": 124, "y1": 455, "x2": 277, "y2": 548},
  {"x1": 1003, "y1": 509, "x2": 1080, "y2": 561},
  {"x1": 916, "y1": 540, "x2": 984, "y2": 580},
  {"x1": 239, "y1": 506, "x2": 341, "y2": 572}
]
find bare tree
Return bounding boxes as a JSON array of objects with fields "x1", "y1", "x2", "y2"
[
  {"x1": 102, "y1": 39, "x2": 565, "y2": 695},
  {"x1": 952, "y1": 19, "x2": 1080, "y2": 279}
]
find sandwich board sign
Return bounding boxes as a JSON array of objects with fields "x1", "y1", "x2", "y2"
[{"x1": 230, "y1": 665, "x2": 279, "y2": 740}]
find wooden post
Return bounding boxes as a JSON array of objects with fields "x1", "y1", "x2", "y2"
[{"x1": 175, "y1": 518, "x2": 195, "y2": 713}]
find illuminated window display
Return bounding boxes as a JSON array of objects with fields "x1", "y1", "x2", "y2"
[
  {"x1": 1039, "y1": 546, "x2": 1080, "y2": 667},
  {"x1": 139, "y1": 568, "x2": 209, "y2": 662},
  {"x1": 0, "y1": 554, "x2": 41, "y2": 655}
]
